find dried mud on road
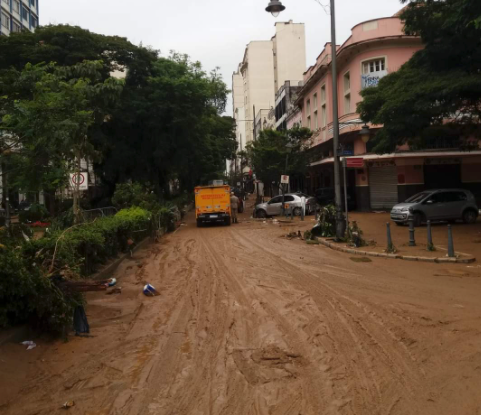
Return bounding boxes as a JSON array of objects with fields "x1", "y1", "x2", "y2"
[{"x1": 2, "y1": 214, "x2": 481, "y2": 415}]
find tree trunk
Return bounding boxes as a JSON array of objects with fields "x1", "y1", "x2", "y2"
[{"x1": 73, "y1": 154, "x2": 82, "y2": 224}]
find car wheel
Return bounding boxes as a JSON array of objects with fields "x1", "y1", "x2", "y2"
[
  {"x1": 293, "y1": 207, "x2": 302, "y2": 216},
  {"x1": 256, "y1": 209, "x2": 267, "y2": 218},
  {"x1": 463, "y1": 209, "x2": 477, "y2": 224},
  {"x1": 413, "y1": 212, "x2": 423, "y2": 227}
]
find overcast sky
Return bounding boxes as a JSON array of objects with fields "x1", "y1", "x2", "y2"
[{"x1": 41, "y1": 0, "x2": 404, "y2": 115}]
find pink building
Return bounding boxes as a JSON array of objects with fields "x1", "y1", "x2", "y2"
[{"x1": 296, "y1": 13, "x2": 481, "y2": 210}]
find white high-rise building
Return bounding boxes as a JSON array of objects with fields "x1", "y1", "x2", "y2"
[
  {"x1": 232, "y1": 21, "x2": 306, "y2": 147},
  {"x1": 0, "y1": 0, "x2": 39, "y2": 36}
]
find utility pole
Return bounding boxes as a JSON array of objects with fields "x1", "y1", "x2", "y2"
[{"x1": 329, "y1": 0, "x2": 345, "y2": 240}]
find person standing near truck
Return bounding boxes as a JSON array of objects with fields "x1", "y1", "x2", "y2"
[{"x1": 230, "y1": 192, "x2": 239, "y2": 223}]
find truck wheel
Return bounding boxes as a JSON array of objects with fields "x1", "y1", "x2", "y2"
[
  {"x1": 196, "y1": 219, "x2": 202, "y2": 228},
  {"x1": 225, "y1": 217, "x2": 231, "y2": 226}
]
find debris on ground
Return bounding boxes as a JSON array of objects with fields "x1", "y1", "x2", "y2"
[
  {"x1": 62, "y1": 401, "x2": 75, "y2": 409},
  {"x1": 106, "y1": 278, "x2": 117, "y2": 287},
  {"x1": 20, "y1": 341, "x2": 36, "y2": 350},
  {"x1": 143, "y1": 284, "x2": 160, "y2": 296},
  {"x1": 106, "y1": 287, "x2": 122, "y2": 295},
  {"x1": 350, "y1": 257, "x2": 372, "y2": 263}
]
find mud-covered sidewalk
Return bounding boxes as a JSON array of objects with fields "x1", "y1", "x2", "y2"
[{"x1": 2, "y1": 209, "x2": 481, "y2": 415}]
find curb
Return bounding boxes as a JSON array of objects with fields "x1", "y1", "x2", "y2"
[{"x1": 315, "y1": 238, "x2": 476, "y2": 264}]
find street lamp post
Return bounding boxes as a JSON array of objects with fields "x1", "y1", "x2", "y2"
[{"x1": 265, "y1": 0, "x2": 345, "y2": 239}]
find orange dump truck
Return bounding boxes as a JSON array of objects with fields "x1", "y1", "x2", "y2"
[{"x1": 194, "y1": 185, "x2": 231, "y2": 227}]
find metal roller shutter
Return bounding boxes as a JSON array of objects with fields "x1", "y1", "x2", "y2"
[{"x1": 369, "y1": 166, "x2": 398, "y2": 210}]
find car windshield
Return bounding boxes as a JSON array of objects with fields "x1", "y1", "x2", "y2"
[{"x1": 405, "y1": 192, "x2": 432, "y2": 203}]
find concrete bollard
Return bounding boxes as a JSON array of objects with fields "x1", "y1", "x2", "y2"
[
  {"x1": 387, "y1": 222, "x2": 394, "y2": 252},
  {"x1": 447, "y1": 224, "x2": 455, "y2": 257},
  {"x1": 408, "y1": 218, "x2": 416, "y2": 246},
  {"x1": 427, "y1": 220, "x2": 434, "y2": 250}
]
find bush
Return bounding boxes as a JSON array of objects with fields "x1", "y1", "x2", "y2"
[
  {"x1": 112, "y1": 182, "x2": 159, "y2": 211},
  {"x1": 25, "y1": 207, "x2": 152, "y2": 277},
  {"x1": 317, "y1": 204, "x2": 337, "y2": 237},
  {"x1": 0, "y1": 244, "x2": 80, "y2": 334},
  {"x1": 19, "y1": 203, "x2": 49, "y2": 223}
]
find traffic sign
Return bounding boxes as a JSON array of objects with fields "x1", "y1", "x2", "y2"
[
  {"x1": 69, "y1": 172, "x2": 89, "y2": 190},
  {"x1": 280, "y1": 175, "x2": 290, "y2": 184}
]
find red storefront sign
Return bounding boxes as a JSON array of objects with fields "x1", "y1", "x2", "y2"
[{"x1": 345, "y1": 158, "x2": 364, "y2": 168}]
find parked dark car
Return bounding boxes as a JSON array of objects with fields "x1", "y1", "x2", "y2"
[
  {"x1": 314, "y1": 187, "x2": 354, "y2": 210},
  {"x1": 390, "y1": 189, "x2": 479, "y2": 226}
]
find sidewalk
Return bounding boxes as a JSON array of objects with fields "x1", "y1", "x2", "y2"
[{"x1": 349, "y1": 212, "x2": 481, "y2": 260}]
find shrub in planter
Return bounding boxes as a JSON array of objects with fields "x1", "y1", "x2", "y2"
[{"x1": 19, "y1": 203, "x2": 49, "y2": 224}]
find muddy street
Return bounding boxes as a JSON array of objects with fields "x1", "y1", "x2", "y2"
[{"x1": 2, "y1": 213, "x2": 481, "y2": 415}]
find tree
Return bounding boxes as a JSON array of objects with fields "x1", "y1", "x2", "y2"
[
  {"x1": 357, "y1": 0, "x2": 481, "y2": 153},
  {"x1": 0, "y1": 25, "x2": 236, "y2": 203},
  {"x1": 98, "y1": 54, "x2": 236, "y2": 193},
  {"x1": 0, "y1": 61, "x2": 123, "y2": 221},
  {"x1": 246, "y1": 127, "x2": 312, "y2": 192}
]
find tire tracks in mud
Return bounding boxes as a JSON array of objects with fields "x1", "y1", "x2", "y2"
[{"x1": 231, "y1": 228, "x2": 428, "y2": 415}]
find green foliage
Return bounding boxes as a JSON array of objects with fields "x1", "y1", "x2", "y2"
[
  {"x1": 357, "y1": 0, "x2": 481, "y2": 152},
  {"x1": 112, "y1": 182, "x2": 159, "y2": 211},
  {"x1": 0, "y1": 242, "x2": 81, "y2": 333},
  {"x1": 346, "y1": 221, "x2": 366, "y2": 247},
  {"x1": 19, "y1": 203, "x2": 50, "y2": 223},
  {"x1": 246, "y1": 127, "x2": 312, "y2": 188},
  {"x1": 317, "y1": 204, "x2": 337, "y2": 237},
  {"x1": 26, "y1": 207, "x2": 151, "y2": 277}
]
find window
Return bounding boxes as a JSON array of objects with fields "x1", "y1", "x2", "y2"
[
  {"x1": 314, "y1": 110, "x2": 318, "y2": 129},
  {"x1": 1, "y1": 12, "x2": 9, "y2": 29},
  {"x1": 12, "y1": 19, "x2": 20, "y2": 32},
  {"x1": 29, "y1": 0, "x2": 35, "y2": 7},
  {"x1": 362, "y1": 58, "x2": 385, "y2": 75},
  {"x1": 320, "y1": 85, "x2": 327, "y2": 128},
  {"x1": 30, "y1": 15, "x2": 36, "y2": 28},
  {"x1": 344, "y1": 95, "x2": 351, "y2": 114},
  {"x1": 284, "y1": 196, "x2": 295, "y2": 202},
  {"x1": 307, "y1": 116, "x2": 311, "y2": 129},
  {"x1": 21, "y1": 6, "x2": 27, "y2": 20},
  {"x1": 320, "y1": 85, "x2": 326, "y2": 102},
  {"x1": 343, "y1": 72, "x2": 351, "y2": 114},
  {"x1": 306, "y1": 99, "x2": 310, "y2": 115},
  {"x1": 13, "y1": 0, "x2": 19, "y2": 13},
  {"x1": 313, "y1": 93, "x2": 317, "y2": 111},
  {"x1": 269, "y1": 196, "x2": 282, "y2": 204},
  {"x1": 443, "y1": 191, "x2": 467, "y2": 203},
  {"x1": 343, "y1": 72, "x2": 350, "y2": 92}
]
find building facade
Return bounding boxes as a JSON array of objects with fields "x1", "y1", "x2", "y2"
[
  {"x1": 296, "y1": 13, "x2": 481, "y2": 210},
  {"x1": 274, "y1": 80, "x2": 303, "y2": 131},
  {"x1": 0, "y1": 0, "x2": 38, "y2": 36},
  {"x1": 233, "y1": 20, "x2": 306, "y2": 146}
]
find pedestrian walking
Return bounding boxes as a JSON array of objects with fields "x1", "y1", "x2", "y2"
[{"x1": 230, "y1": 192, "x2": 239, "y2": 223}]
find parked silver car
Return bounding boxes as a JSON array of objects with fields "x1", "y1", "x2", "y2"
[
  {"x1": 390, "y1": 189, "x2": 479, "y2": 226},
  {"x1": 254, "y1": 193, "x2": 318, "y2": 218}
]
